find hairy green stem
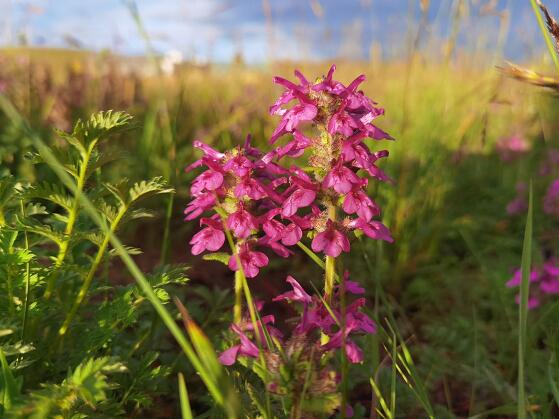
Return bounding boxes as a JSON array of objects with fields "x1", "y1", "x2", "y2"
[
  {"x1": 58, "y1": 203, "x2": 128, "y2": 337},
  {"x1": 324, "y1": 205, "x2": 337, "y2": 301},
  {"x1": 233, "y1": 270, "x2": 243, "y2": 324},
  {"x1": 20, "y1": 201, "x2": 31, "y2": 342},
  {"x1": 44, "y1": 143, "x2": 95, "y2": 299}
]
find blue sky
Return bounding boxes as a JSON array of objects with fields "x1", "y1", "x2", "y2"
[{"x1": 0, "y1": 0, "x2": 556, "y2": 63}]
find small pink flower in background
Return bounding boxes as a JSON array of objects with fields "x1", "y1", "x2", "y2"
[
  {"x1": 495, "y1": 134, "x2": 530, "y2": 161},
  {"x1": 506, "y1": 258, "x2": 559, "y2": 309},
  {"x1": 218, "y1": 324, "x2": 260, "y2": 365},
  {"x1": 506, "y1": 182, "x2": 528, "y2": 215},
  {"x1": 544, "y1": 179, "x2": 559, "y2": 217},
  {"x1": 539, "y1": 149, "x2": 559, "y2": 176}
]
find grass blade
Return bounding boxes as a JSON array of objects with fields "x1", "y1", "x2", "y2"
[
  {"x1": 517, "y1": 181, "x2": 533, "y2": 419},
  {"x1": 530, "y1": 0, "x2": 559, "y2": 73},
  {"x1": 178, "y1": 373, "x2": 194, "y2": 419}
]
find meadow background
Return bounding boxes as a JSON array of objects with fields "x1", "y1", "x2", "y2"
[{"x1": 1, "y1": 0, "x2": 559, "y2": 418}]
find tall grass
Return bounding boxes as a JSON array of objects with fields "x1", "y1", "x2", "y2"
[{"x1": 517, "y1": 182, "x2": 533, "y2": 419}]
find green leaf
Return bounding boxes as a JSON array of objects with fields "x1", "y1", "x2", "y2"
[
  {"x1": 71, "y1": 358, "x2": 110, "y2": 406},
  {"x1": 59, "y1": 111, "x2": 134, "y2": 152},
  {"x1": 128, "y1": 177, "x2": 174, "y2": 204},
  {"x1": 22, "y1": 182, "x2": 73, "y2": 213},
  {"x1": 178, "y1": 373, "x2": 194, "y2": 419},
  {"x1": 0, "y1": 348, "x2": 20, "y2": 411},
  {"x1": 518, "y1": 182, "x2": 533, "y2": 419},
  {"x1": 202, "y1": 252, "x2": 231, "y2": 266}
]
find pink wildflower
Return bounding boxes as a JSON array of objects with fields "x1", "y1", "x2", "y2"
[
  {"x1": 228, "y1": 243, "x2": 269, "y2": 278},
  {"x1": 311, "y1": 221, "x2": 350, "y2": 257}
]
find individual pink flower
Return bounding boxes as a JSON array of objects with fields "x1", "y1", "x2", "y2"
[
  {"x1": 273, "y1": 275, "x2": 312, "y2": 304},
  {"x1": 350, "y1": 219, "x2": 393, "y2": 243},
  {"x1": 183, "y1": 191, "x2": 216, "y2": 221},
  {"x1": 282, "y1": 188, "x2": 316, "y2": 217},
  {"x1": 234, "y1": 177, "x2": 267, "y2": 200},
  {"x1": 311, "y1": 221, "x2": 350, "y2": 257},
  {"x1": 219, "y1": 324, "x2": 260, "y2": 365},
  {"x1": 190, "y1": 169, "x2": 224, "y2": 195},
  {"x1": 271, "y1": 100, "x2": 318, "y2": 143},
  {"x1": 227, "y1": 204, "x2": 257, "y2": 239},
  {"x1": 322, "y1": 159, "x2": 361, "y2": 194},
  {"x1": 328, "y1": 101, "x2": 360, "y2": 137},
  {"x1": 342, "y1": 185, "x2": 380, "y2": 221},
  {"x1": 189, "y1": 218, "x2": 225, "y2": 255},
  {"x1": 228, "y1": 244, "x2": 269, "y2": 278}
]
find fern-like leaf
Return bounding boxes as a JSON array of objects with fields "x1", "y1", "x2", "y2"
[{"x1": 128, "y1": 177, "x2": 174, "y2": 204}]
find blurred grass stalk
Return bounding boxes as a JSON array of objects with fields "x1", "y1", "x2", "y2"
[
  {"x1": 517, "y1": 182, "x2": 533, "y2": 419},
  {"x1": 530, "y1": 0, "x2": 559, "y2": 73},
  {"x1": 124, "y1": 0, "x2": 177, "y2": 265}
]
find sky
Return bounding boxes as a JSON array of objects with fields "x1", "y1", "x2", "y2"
[{"x1": 0, "y1": 0, "x2": 557, "y2": 63}]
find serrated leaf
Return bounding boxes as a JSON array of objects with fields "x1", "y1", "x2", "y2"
[
  {"x1": 21, "y1": 182, "x2": 74, "y2": 213},
  {"x1": 61, "y1": 111, "x2": 133, "y2": 152},
  {"x1": 125, "y1": 208, "x2": 155, "y2": 221},
  {"x1": 108, "y1": 246, "x2": 142, "y2": 256},
  {"x1": 0, "y1": 248, "x2": 34, "y2": 265},
  {"x1": 23, "y1": 203, "x2": 49, "y2": 217},
  {"x1": 128, "y1": 177, "x2": 174, "y2": 204},
  {"x1": 15, "y1": 219, "x2": 64, "y2": 246},
  {"x1": 202, "y1": 252, "x2": 231, "y2": 266}
]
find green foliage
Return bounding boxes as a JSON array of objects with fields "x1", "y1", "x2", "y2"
[
  {"x1": 55, "y1": 111, "x2": 133, "y2": 155},
  {"x1": 0, "y1": 110, "x2": 192, "y2": 418},
  {"x1": 8, "y1": 357, "x2": 126, "y2": 418}
]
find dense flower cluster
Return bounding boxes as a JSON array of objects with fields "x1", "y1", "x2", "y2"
[
  {"x1": 506, "y1": 259, "x2": 559, "y2": 309},
  {"x1": 266, "y1": 64, "x2": 393, "y2": 258},
  {"x1": 185, "y1": 137, "x2": 294, "y2": 277},
  {"x1": 184, "y1": 67, "x2": 391, "y2": 408},
  {"x1": 219, "y1": 274, "x2": 376, "y2": 365},
  {"x1": 185, "y1": 65, "x2": 394, "y2": 279}
]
